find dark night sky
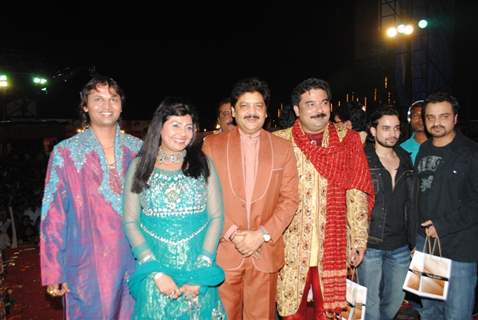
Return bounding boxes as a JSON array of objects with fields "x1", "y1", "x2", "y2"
[
  {"x1": 2, "y1": 1, "x2": 477, "y2": 130},
  {"x1": 1, "y1": 2, "x2": 355, "y2": 129}
]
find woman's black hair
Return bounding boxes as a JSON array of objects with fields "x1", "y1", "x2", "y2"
[{"x1": 131, "y1": 97, "x2": 210, "y2": 193}]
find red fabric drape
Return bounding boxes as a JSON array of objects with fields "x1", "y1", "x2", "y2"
[{"x1": 292, "y1": 121, "x2": 374, "y2": 312}]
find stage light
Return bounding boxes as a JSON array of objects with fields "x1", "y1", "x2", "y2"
[
  {"x1": 0, "y1": 74, "x2": 8, "y2": 88},
  {"x1": 386, "y1": 27, "x2": 398, "y2": 38},
  {"x1": 418, "y1": 19, "x2": 428, "y2": 29},
  {"x1": 397, "y1": 24, "x2": 407, "y2": 34},
  {"x1": 404, "y1": 24, "x2": 414, "y2": 35},
  {"x1": 33, "y1": 76, "x2": 48, "y2": 85}
]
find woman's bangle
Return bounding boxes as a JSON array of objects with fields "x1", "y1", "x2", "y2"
[
  {"x1": 139, "y1": 254, "x2": 154, "y2": 264},
  {"x1": 197, "y1": 255, "x2": 212, "y2": 267},
  {"x1": 152, "y1": 272, "x2": 164, "y2": 281}
]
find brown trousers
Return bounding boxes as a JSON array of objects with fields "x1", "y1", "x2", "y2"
[{"x1": 219, "y1": 258, "x2": 277, "y2": 320}]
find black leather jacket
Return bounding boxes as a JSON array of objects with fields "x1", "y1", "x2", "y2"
[{"x1": 365, "y1": 144, "x2": 418, "y2": 248}]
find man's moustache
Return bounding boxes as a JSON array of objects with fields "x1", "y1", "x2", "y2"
[
  {"x1": 244, "y1": 115, "x2": 260, "y2": 119},
  {"x1": 311, "y1": 113, "x2": 327, "y2": 119}
]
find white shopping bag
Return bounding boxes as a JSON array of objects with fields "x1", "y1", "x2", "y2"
[
  {"x1": 342, "y1": 270, "x2": 367, "y2": 320},
  {"x1": 403, "y1": 236, "x2": 451, "y2": 301}
]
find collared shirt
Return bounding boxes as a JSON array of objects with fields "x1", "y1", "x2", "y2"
[{"x1": 239, "y1": 129, "x2": 261, "y2": 227}]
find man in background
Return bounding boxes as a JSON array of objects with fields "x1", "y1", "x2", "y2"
[
  {"x1": 401, "y1": 100, "x2": 427, "y2": 164},
  {"x1": 214, "y1": 98, "x2": 236, "y2": 133}
]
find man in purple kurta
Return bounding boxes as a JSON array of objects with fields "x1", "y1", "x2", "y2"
[{"x1": 40, "y1": 76, "x2": 142, "y2": 319}]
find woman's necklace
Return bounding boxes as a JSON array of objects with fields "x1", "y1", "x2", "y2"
[{"x1": 157, "y1": 148, "x2": 186, "y2": 164}]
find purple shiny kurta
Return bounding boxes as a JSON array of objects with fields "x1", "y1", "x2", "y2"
[{"x1": 40, "y1": 127, "x2": 142, "y2": 319}]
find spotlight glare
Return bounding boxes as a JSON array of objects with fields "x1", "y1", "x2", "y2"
[
  {"x1": 418, "y1": 19, "x2": 428, "y2": 29},
  {"x1": 386, "y1": 27, "x2": 398, "y2": 38},
  {"x1": 33, "y1": 76, "x2": 48, "y2": 85},
  {"x1": 397, "y1": 24, "x2": 406, "y2": 34},
  {"x1": 404, "y1": 24, "x2": 414, "y2": 35},
  {"x1": 0, "y1": 74, "x2": 8, "y2": 88}
]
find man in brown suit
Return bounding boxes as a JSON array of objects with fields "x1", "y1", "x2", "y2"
[{"x1": 203, "y1": 78, "x2": 299, "y2": 319}]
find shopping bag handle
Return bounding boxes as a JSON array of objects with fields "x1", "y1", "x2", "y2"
[
  {"x1": 349, "y1": 266, "x2": 359, "y2": 283},
  {"x1": 423, "y1": 234, "x2": 442, "y2": 256}
]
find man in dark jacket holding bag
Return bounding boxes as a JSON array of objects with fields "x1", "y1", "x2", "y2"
[
  {"x1": 416, "y1": 92, "x2": 478, "y2": 320},
  {"x1": 358, "y1": 106, "x2": 418, "y2": 320}
]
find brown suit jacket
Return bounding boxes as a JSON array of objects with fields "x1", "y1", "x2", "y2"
[{"x1": 203, "y1": 128, "x2": 299, "y2": 273}]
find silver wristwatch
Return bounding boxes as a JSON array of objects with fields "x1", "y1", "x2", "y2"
[{"x1": 259, "y1": 226, "x2": 271, "y2": 242}]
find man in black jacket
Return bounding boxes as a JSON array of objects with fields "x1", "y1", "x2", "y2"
[
  {"x1": 416, "y1": 92, "x2": 478, "y2": 319},
  {"x1": 359, "y1": 106, "x2": 418, "y2": 320}
]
